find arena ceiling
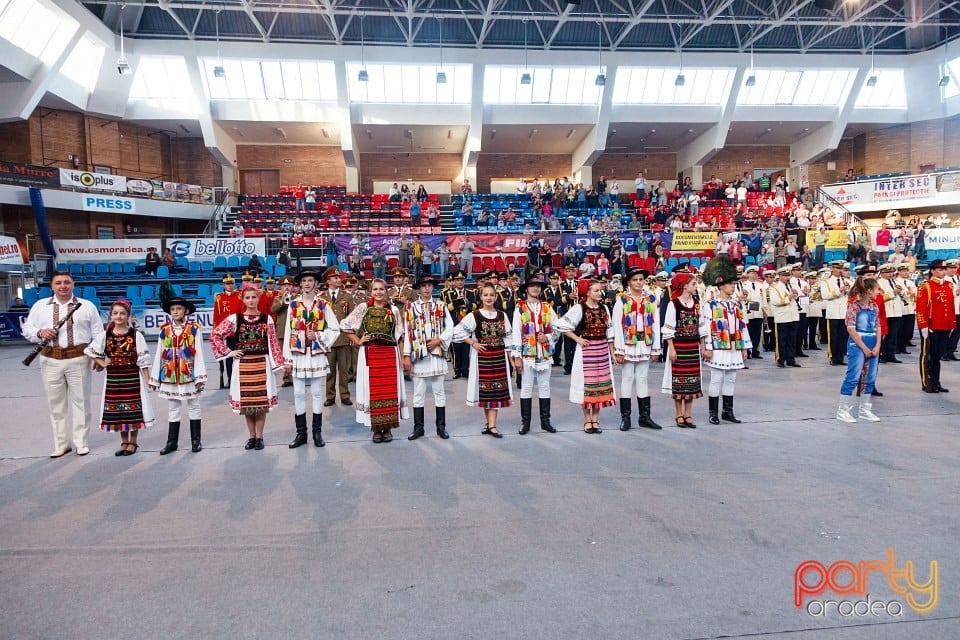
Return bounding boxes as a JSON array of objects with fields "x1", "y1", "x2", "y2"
[{"x1": 82, "y1": 0, "x2": 960, "y2": 55}]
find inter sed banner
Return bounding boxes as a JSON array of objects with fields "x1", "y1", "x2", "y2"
[{"x1": 669, "y1": 232, "x2": 719, "y2": 251}]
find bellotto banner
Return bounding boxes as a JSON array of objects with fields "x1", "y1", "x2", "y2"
[
  {"x1": 167, "y1": 237, "x2": 266, "y2": 260},
  {"x1": 0, "y1": 235, "x2": 25, "y2": 264},
  {"x1": 59, "y1": 169, "x2": 127, "y2": 193},
  {"x1": 0, "y1": 161, "x2": 59, "y2": 188}
]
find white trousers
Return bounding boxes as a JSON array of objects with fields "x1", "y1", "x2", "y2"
[
  {"x1": 619, "y1": 359, "x2": 651, "y2": 398},
  {"x1": 167, "y1": 396, "x2": 202, "y2": 421},
  {"x1": 412, "y1": 374, "x2": 446, "y2": 408},
  {"x1": 39, "y1": 355, "x2": 91, "y2": 452},
  {"x1": 708, "y1": 368, "x2": 737, "y2": 397},
  {"x1": 293, "y1": 376, "x2": 325, "y2": 415},
  {"x1": 519, "y1": 361, "x2": 551, "y2": 399}
]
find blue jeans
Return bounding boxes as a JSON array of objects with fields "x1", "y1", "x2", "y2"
[{"x1": 840, "y1": 333, "x2": 878, "y2": 395}]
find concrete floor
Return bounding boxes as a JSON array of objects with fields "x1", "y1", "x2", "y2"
[{"x1": 0, "y1": 342, "x2": 957, "y2": 640}]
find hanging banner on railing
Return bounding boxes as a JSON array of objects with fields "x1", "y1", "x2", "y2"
[
  {"x1": 922, "y1": 228, "x2": 960, "y2": 251},
  {"x1": 821, "y1": 175, "x2": 935, "y2": 206},
  {"x1": 59, "y1": 169, "x2": 127, "y2": 193},
  {"x1": 0, "y1": 161, "x2": 59, "y2": 188},
  {"x1": 167, "y1": 237, "x2": 266, "y2": 260},
  {"x1": 54, "y1": 238, "x2": 163, "y2": 261},
  {"x1": 0, "y1": 234, "x2": 25, "y2": 264}
]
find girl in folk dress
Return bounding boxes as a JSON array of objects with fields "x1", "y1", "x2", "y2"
[
  {"x1": 556, "y1": 280, "x2": 617, "y2": 434},
  {"x1": 452, "y1": 283, "x2": 513, "y2": 438},
  {"x1": 210, "y1": 284, "x2": 285, "y2": 450},
  {"x1": 661, "y1": 271, "x2": 702, "y2": 428},
  {"x1": 340, "y1": 278, "x2": 409, "y2": 443},
  {"x1": 150, "y1": 296, "x2": 207, "y2": 454},
  {"x1": 699, "y1": 257, "x2": 752, "y2": 426},
  {"x1": 85, "y1": 300, "x2": 155, "y2": 456}
]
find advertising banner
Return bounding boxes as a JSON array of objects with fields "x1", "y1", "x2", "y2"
[
  {"x1": 668, "y1": 231, "x2": 720, "y2": 251},
  {"x1": 0, "y1": 161, "x2": 59, "y2": 188},
  {"x1": 0, "y1": 234, "x2": 25, "y2": 264},
  {"x1": 81, "y1": 194, "x2": 136, "y2": 213},
  {"x1": 0, "y1": 311, "x2": 27, "y2": 340},
  {"x1": 167, "y1": 237, "x2": 266, "y2": 260},
  {"x1": 922, "y1": 228, "x2": 960, "y2": 251},
  {"x1": 59, "y1": 169, "x2": 127, "y2": 193},
  {"x1": 54, "y1": 237, "x2": 163, "y2": 261},
  {"x1": 822, "y1": 175, "x2": 935, "y2": 207},
  {"x1": 824, "y1": 230, "x2": 851, "y2": 250},
  {"x1": 126, "y1": 179, "x2": 154, "y2": 197},
  {"x1": 135, "y1": 308, "x2": 214, "y2": 335}
]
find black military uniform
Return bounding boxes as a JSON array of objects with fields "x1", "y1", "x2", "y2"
[
  {"x1": 441, "y1": 271, "x2": 476, "y2": 379},
  {"x1": 542, "y1": 271, "x2": 572, "y2": 367}
]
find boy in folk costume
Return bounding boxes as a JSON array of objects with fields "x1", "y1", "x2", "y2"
[
  {"x1": 699, "y1": 257, "x2": 752, "y2": 425},
  {"x1": 510, "y1": 270, "x2": 558, "y2": 435},
  {"x1": 283, "y1": 268, "x2": 342, "y2": 448},
  {"x1": 150, "y1": 296, "x2": 207, "y2": 454},
  {"x1": 402, "y1": 275, "x2": 455, "y2": 440},
  {"x1": 612, "y1": 266, "x2": 662, "y2": 431}
]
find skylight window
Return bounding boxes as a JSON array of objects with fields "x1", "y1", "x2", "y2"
[
  {"x1": 943, "y1": 56, "x2": 960, "y2": 99},
  {"x1": 736, "y1": 69, "x2": 855, "y2": 106},
  {"x1": 347, "y1": 63, "x2": 471, "y2": 103},
  {"x1": 129, "y1": 56, "x2": 192, "y2": 100},
  {"x1": 613, "y1": 67, "x2": 733, "y2": 105},
  {"x1": 59, "y1": 36, "x2": 104, "y2": 92},
  {"x1": 483, "y1": 66, "x2": 603, "y2": 105},
  {"x1": 855, "y1": 69, "x2": 907, "y2": 109},
  {"x1": 0, "y1": 0, "x2": 78, "y2": 64},
  {"x1": 205, "y1": 59, "x2": 338, "y2": 101}
]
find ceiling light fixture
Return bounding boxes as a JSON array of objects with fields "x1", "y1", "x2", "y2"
[
  {"x1": 212, "y1": 7, "x2": 225, "y2": 78},
  {"x1": 358, "y1": 14, "x2": 369, "y2": 82},
  {"x1": 594, "y1": 21, "x2": 606, "y2": 86},
  {"x1": 675, "y1": 49, "x2": 685, "y2": 87},
  {"x1": 117, "y1": 3, "x2": 131, "y2": 75},
  {"x1": 865, "y1": 45, "x2": 877, "y2": 87},
  {"x1": 744, "y1": 46, "x2": 756, "y2": 87},
  {"x1": 520, "y1": 18, "x2": 531, "y2": 85},
  {"x1": 436, "y1": 16, "x2": 446, "y2": 84},
  {"x1": 940, "y1": 42, "x2": 951, "y2": 88}
]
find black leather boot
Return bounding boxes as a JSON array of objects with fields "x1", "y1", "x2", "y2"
[
  {"x1": 408, "y1": 407, "x2": 425, "y2": 440},
  {"x1": 619, "y1": 397, "x2": 632, "y2": 431},
  {"x1": 189, "y1": 419, "x2": 202, "y2": 452},
  {"x1": 519, "y1": 398, "x2": 532, "y2": 434},
  {"x1": 539, "y1": 398, "x2": 556, "y2": 433},
  {"x1": 637, "y1": 396, "x2": 662, "y2": 430},
  {"x1": 159, "y1": 422, "x2": 179, "y2": 455},
  {"x1": 289, "y1": 414, "x2": 308, "y2": 448},
  {"x1": 721, "y1": 396, "x2": 741, "y2": 423},
  {"x1": 436, "y1": 406, "x2": 449, "y2": 439},
  {"x1": 312, "y1": 413, "x2": 325, "y2": 447},
  {"x1": 708, "y1": 396, "x2": 720, "y2": 425}
]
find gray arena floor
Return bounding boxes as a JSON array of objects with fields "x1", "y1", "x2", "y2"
[{"x1": 0, "y1": 342, "x2": 957, "y2": 640}]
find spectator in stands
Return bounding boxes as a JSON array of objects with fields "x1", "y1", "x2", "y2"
[
  {"x1": 596, "y1": 253, "x2": 610, "y2": 278},
  {"x1": 400, "y1": 183, "x2": 411, "y2": 202},
  {"x1": 503, "y1": 207, "x2": 516, "y2": 224},
  {"x1": 562, "y1": 244, "x2": 576, "y2": 266},
  {"x1": 305, "y1": 188, "x2": 316, "y2": 212},
  {"x1": 724, "y1": 183, "x2": 736, "y2": 206},
  {"x1": 411, "y1": 236, "x2": 424, "y2": 282},
  {"x1": 302, "y1": 219, "x2": 317, "y2": 237},
  {"x1": 888, "y1": 244, "x2": 906, "y2": 267},
  {"x1": 813, "y1": 227, "x2": 827, "y2": 268},
  {"x1": 426, "y1": 201, "x2": 439, "y2": 227},
  {"x1": 292, "y1": 218, "x2": 304, "y2": 237},
  {"x1": 574, "y1": 244, "x2": 587, "y2": 265},
  {"x1": 389, "y1": 183, "x2": 401, "y2": 202},
  {"x1": 516, "y1": 178, "x2": 527, "y2": 194},
  {"x1": 416, "y1": 184, "x2": 428, "y2": 203},
  {"x1": 436, "y1": 241, "x2": 450, "y2": 279},
  {"x1": 371, "y1": 246, "x2": 387, "y2": 281},
  {"x1": 874, "y1": 223, "x2": 892, "y2": 263},
  {"x1": 325, "y1": 199, "x2": 340, "y2": 218},
  {"x1": 409, "y1": 200, "x2": 421, "y2": 226},
  {"x1": 476, "y1": 208, "x2": 491, "y2": 226},
  {"x1": 460, "y1": 179, "x2": 472, "y2": 194},
  {"x1": 350, "y1": 233, "x2": 364, "y2": 262},
  {"x1": 247, "y1": 254, "x2": 264, "y2": 275},
  {"x1": 596, "y1": 175, "x2": 607, "y2": 197},
  {"x1": 715, "y1": 233, "x2": 730, "y2": 257},
  {"x1": 161, "y1": 248, "x2": 176, "y2": 270},
  {"x1": 145, "y1": 247, "x2": 161, "y2": 276},
  {"x1": 277, "y1": 246, "x2": 292, "y2": 269},
  {"x1": 396, "y1": 232, "x2": 411, "y2": 270},
  {"x1": 579, "y1": 259, "x2": 596, "y2": 279},
  {"x1": 843, "y1": 168, "x2": 857, "y2": 182},
  {"x1": 460, "y1": 200, "x2": 474, "y2": 226},
  {"x1": 421, "y1": 245, "x2": 434, "y2": 275},
  {"x1": 9, "y1": 297, "x2": 27, "y2": 310},
  {"x1": 757, "y1": 173, "x2": 771, "y2": 191},
  {"x1": 609, "y1": 248, "x2": 624, "y2": 278},
  {"x1": 459, "y1": 237, "x2": 475, "y2": 280},
  {"x1": 912, "y1": 225, "x2": 927, "y2": 260},
  {"x1": 324, "y1": 235, "x2": 338, "y2": 267},
  {"x1": 293, "y1": 183, "x2": 307, "y2": 212},
  {"x1": 634, "y1": 172, "x2": 647, "y2": 200},
  {"x1": 496, "y1": 212, "x2": 507, "y2": 231},
  {"x1": 230, "y1": 220, "x2": 245, "y2": 238},
  {"x1": 281, "y1": 219, "x2": 294, "y2": 236},
  {"x1": 774, "y1": 239, "x2": 788, "y2": 269},
  {"x1": 785, "y1": 236, "x2": 799, "y2": 264},
  {"x1": 347, "y1": 254, "x2": 363, "y2": 275}
]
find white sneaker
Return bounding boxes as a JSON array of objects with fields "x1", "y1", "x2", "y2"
[
  {"x1": 858, "y1": 402, "x2": 881, "y2": 422},
  {"x1": 75, "y1": 446, "x2": 90, "y2": 456},
  {"x1": 836, "y1": 406, "x2": 857, "y2": 423},
  {"x1": 49, "y1": 447, "x2": 71, "y2": 458}
]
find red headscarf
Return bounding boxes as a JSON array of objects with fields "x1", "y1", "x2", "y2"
[{"x1": 670, "y1": 273, "x2": 693, "y2": 298}]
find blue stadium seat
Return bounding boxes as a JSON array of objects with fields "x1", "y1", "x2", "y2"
[
  {"x1": 227, "y1": 256, "x2": 240, "y2": 271},
  {"x1": 82, "y1": 263, "x2": 97, "y2": 276},
  {"x1": 125, "y1": 285, "x2": 140, "y2": 299},
  {"x1": 239, "y1": 256, "x2": 251, "y2": 267},
  {"x1": 273, "y1": 264, "x2": 286, "y2": 277},
  {"x1": 96, "y1": 263, "x2": 110, "y2": 277},
  {"x1": 109, "y1": 262, "x2": 124, "y2": 275},
  {"x1": 40, "y1": 286, "x2": 53, "y2": 298},
  {"x1": 156, "y1": 266, "x2": 170, "y2": 278},
  {"x1": 204, "y1": 295, "x2": 215, "y2": 307},
  {"x1": 23, "y1": 288, "x2": 39, "y2": 304},
  {"x1": 200, "y1": 261, "x2": 214, "y2": 273},
  {"x1": 122, "y1": 262, "x2": 136, "y2": 274},
  {"x1": 196, "y1": 284, "x2": 211, "y2": 298},
  {"x1": 214, "y1": 256, "x2": 228, "y2": 271},
  {"x1": 174, "y1": 257, "x2": 189, "y2": 272},
  {"x1": 188, "y1": 261, "x2": 201, "y2": 274},
  {"x1": 68, "y1": 263, "x2": 83, "y2": 276},
  {"x1": 172, "y1": 284, "x2": 183, "y2": 296}
]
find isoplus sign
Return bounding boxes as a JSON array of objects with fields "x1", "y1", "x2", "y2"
[{"x1": 794, "y1": 549, "x2": 938, "y2": 617}]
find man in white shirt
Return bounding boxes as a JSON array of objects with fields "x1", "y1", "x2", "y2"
[
  {"x1": 634, "y1": 172, "x2": 647, "y2": 200},
  {"x1": 22, "y1": 271, "x2": 106, "y2": 457}
]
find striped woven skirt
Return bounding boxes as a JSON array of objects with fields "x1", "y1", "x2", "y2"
[
  {"x1": 238, "y1": 354, "x2": 270, "y2": 415},
  {"x1": 101, "y1": 364, "x2": 146, "y2": 432},
  {"x1": 477, "y1": 346, "x2": 511, "y2": 409},
  {"x1": 365, "y1": 343, "x2": 400, "y2": 431},
  {"x1": 670, "y1": 337, "x2": 702, "y2": 400},
  {"x1": 581, "y1": 340, "x2": 616, "y2": 409}
]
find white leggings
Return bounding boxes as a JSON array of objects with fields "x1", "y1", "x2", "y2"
[
  {"x1": 619, "y1": 359, "x2": 651, "y2": 398},
  {"x1": 708, "y1": 368, "x2": 737, "y2": 397},
  {"x1": 519, "y1": 362, "x2": 551, "y2": 399},
  {"x1": 412, "y1": 375, "x2": 446, "y2": 407},
  {"x1": 293, "y1": 376, "x2": 324, "y2": 415},
  {"x1": 167, "y1": 396, "x2": 202, "y2": 422}
]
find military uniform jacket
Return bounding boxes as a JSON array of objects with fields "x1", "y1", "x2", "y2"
[
  {"x1": 388, "y1": 285, "x2": 416, "y2": 305},
  {"x1": 820, "y1": 276, "x2": 849, "y2": 320},
  {"x1": 319, "y1": 287, "x2": 357, "y2": 348},
  {"x1": 916, "y1": 278, "x2": 957, "y2": 331},
  {"x1": 743, "y1": 280, "x2": 766, "y2": 320},
  {"x1": 789, "y1": 277, "x2": 811, "y2": 315},
  {"x1": 768, "y1": 281, "x2": 800, "y2": 323},
  {"x1": 541, "y1": 283, "x2": 572, "y2": 316},
  {"x1": 878, "y1": 277, "x2": 904, "y2": 318},
  {"x1": 897, "y1": 277, "x2": 917, "y2": 314},
  {"x1": 442, "y1": 286, "x2": 477, "y2": 323}
]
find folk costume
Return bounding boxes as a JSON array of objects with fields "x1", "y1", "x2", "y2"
[
  {"x1": 660, "y1": 272, "x2": 703, "y2": 420},
  {"x1": 403, "y1": 277, "x2": 455, "y2": 440},
  {"x1": 511, "y1": 273, "x2": 558, "y2": 434},
  {"x1": 340, "y1": 299, "x2": 409, "y2": 440},
  {"x1": 612, "y1": 268, "x2": 662, "y2": 431},
  {"x1": 283, "y1": 269, "x2": 342, "y2": 448},
  {"x1": 149, "y1": 297, "x2": 207, "y2": 454},
  {"x1": 85, "y1": 323, "x2": 155, "y2": 434},
  {"x1": 555, "y1": 302, "x2": 616, "y2": 411},
  {"x1": 210, "y1": 305, "x2": 285, "y2": 416},
  {"x1": 699, "y1": 257, "x2": 751, "y2": 425},
  {"x1": 452, "y1": 309, "x2": 514, "y2": 409}
]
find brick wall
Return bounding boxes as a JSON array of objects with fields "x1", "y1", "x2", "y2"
[
  {"x1": 359, "y1": 152, "x2": 462, "y2": 192},
  {"x1": 863, "y1": 125, "x2": 910, "y2": 175},
  {"x1": 30, "y1": 109, "x2": 85, "y2": 169},
  {"x1": 910, "y1": 119, "x2": 944, "y2": 172},
  {"x1": 593, "y1": 152, "x2": 677, "y2": 184},
  {"x1": 0, "y1": 121, "x2": 31, "y2": 163},
  {"x1": 476, "y1": 154, "x2": 572, "y2": 191},
  {"x1": 806, "y1": 139, "x2": 854, "y2": 187},
  {"x1": 236, "y1": 144, "x2": 346, "y2": 186},
  {"x1": 944, "y1": 119, "x2": 960, "y2": 167},
  {"x1": 171, "y1": 139, "x2": 220, "y2": 186}
]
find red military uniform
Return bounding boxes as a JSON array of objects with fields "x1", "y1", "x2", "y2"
[
  {"x1": 916, "y1": 277, "x2": 957, "y2": 331},
  {"x1": 258, "y1": 283, "x2": 278, "y2": 318},
  {"x1": 213, "y1": 274, "x2": 242, "y2": 388}
]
